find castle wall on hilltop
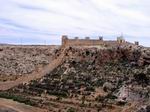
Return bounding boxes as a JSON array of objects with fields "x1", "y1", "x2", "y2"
[
  {"x1": 61, "y1": 35, "x2": 138, "y2": 47},
  {"x1": 63, "y1": 38, "x2": 104, "y2": 46}
]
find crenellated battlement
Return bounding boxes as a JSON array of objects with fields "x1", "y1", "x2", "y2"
[{"x1": 61, "y1": 35, "x2": 139, "y2": 47}]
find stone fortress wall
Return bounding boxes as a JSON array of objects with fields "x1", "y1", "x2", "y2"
[
  {"x1": 62, "y1": 35, "x2": 139, "y2": 47},
  {"x1": 61, "y1": 35, "x2": 150, "y2": 67}
]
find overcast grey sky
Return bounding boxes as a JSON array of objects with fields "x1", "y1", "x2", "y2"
[{"x1": 0, "y1": 0, "x2": 150, "y2": 46}]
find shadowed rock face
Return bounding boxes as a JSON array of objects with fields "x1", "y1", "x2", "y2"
[{"x1": 63, "y1": 46, "x2": 142, "y2": 66}]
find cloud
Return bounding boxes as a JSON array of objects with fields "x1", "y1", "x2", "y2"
[
  {"x1": 0, "y1": 0, "x2": 150, "y2": 46},
  {"x1": 0, "y1": 18, "x2": 33, "y2": 30},
  {"x1": 17, "y1": 4, "x2": 49, "y2": 12}
]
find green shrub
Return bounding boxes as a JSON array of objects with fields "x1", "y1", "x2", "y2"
[
  {"x1": 67, "y1": 107, "x2": 76, "y2": 112},
  {"x1": 48, "y1": 91, "x2": 68, "y2": 98},
  {"x1": 0, "y1": 92, "x2": 36, "y2": 106}
]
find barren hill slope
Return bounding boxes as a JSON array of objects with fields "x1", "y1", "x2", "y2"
[
  {"x1": 0, "y1": 45, "x2": 60, "y2": 81},
  {"x1": 1, "y1": 45, "x2": 149, "y2": 112}
]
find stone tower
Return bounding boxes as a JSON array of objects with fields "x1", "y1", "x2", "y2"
[
  {"x1": 62, "y1": 35, "x2": 68, "y2": 46},
  {"x1": 117, "y1": 36, "x2": 125, "y2": 44},
  {"x1": 135, "y1": 41, "x2": 139, "y2": 46}
]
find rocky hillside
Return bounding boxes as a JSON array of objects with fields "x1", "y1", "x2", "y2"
[
  {"x1": 0, "y1": 45, "x2": 60, "y2": 81},
  {"x1": 1, "y1": 45, "x2": 149, "y2": 112}
]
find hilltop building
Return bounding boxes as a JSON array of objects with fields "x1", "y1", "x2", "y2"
[{"x1": 61, "y1": 35, "x2": 139, "y2": 47}]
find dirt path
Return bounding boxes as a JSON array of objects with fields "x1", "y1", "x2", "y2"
[
  {"x1": 0, "y1": 98, "x2": 47, "y2": 112},
  {"x1": 0, "y1": 49, "x2": 65, "y2": 91}
]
